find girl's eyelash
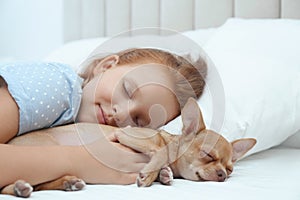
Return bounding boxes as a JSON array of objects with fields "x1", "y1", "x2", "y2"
[
  {"x1": 123, "y1": 79, "x2": 139, "y2": 98},
  {"x1": 123, "y1": 80, "x2": 133, "y2": 98}
]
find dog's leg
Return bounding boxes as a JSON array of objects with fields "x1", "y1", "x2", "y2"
[
  {"x1": 159, "y1": 166, "x2": 173, "y2": 185},
  {"x1": 1, "y1": 180, "x2": 33, "y2": 198},
  {"x1": 115, "y1": 128, "x2": 170, "y2": 187},
  {"x1": 34, "y1": 175, "x2": 85, "y2": 192},
  {"x1": 137, "y1": 151, "x2": 169, "y2": 187},
  {"x1": 115, "y1": 128, "x2": 166, "y2": 154}
]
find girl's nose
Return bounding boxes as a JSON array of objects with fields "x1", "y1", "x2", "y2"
[{"x1": 112, "y1": 104, "x2": 136, "y2": 127}]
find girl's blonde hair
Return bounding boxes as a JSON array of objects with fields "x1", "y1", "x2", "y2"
[{"x1": 79, "y1": 48, "x2": 207, "y2": 109}]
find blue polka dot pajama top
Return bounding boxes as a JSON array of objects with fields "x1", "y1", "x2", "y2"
[{"x1": 0, "y1": 61, "x2": 83, "y2": 135}]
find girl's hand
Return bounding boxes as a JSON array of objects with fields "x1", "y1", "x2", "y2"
[
  {"x1": 67, "y1": 129, "x2": 150, "y2": 185},
  {"x1": 80, "y1": 129, "x2": 149, "y2": 174}
]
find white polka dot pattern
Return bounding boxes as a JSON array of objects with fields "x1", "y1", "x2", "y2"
[{"x1": 0, "y1": 61, "x2": 83, "y2": 135}]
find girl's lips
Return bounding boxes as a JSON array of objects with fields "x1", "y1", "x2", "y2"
[{"x1": 97, "y1": 105, "x2": 106, "y2": 124}]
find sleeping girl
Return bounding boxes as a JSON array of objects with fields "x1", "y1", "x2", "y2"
[{"x1": 0, "y1": 48, "x2": 207, "y2": 189}]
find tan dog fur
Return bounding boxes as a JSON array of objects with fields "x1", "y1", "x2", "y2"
[{"x1": 1, "y1": 98, "x2": 256, "y2": 197}]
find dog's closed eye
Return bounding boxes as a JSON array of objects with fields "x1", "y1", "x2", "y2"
[
  {"x1": 226, "y1": 167, "x2": 233, "y2": 175},
  {"x1": 199, "y1": 150, "x2": 215, "y2": 162}
]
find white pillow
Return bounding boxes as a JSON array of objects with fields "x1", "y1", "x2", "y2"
[
  {"x1": 163, "y1": 18, "x2": 300, "y2": 154},
  {"x1": 182, "y1": 28, "x2": 217, "y2": 47},
  {"x1": 44, "y1": 29, "x2": 217, "y2": 72},
  {"x1": 44, "y1": 37, "x2": 108, "y2": 72}
]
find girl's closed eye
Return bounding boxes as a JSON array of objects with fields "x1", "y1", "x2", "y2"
[
  {"x1": 123, "y1": 78, "x2": 138, "y2": 98},
  {"x1": 122, "y1": 78, "x2": 142, "y2": 126}
]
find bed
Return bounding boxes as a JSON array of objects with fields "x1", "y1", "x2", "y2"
[{"x1": 2, "y1": 0, "x2": 300, "y2": 199}]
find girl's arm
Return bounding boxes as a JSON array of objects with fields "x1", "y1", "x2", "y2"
[
  {"x1": 0, "y1": 141, "x2": 147, "y2": 188},
  {"x1": 0, "y1": 86, "x2": 19, "y2": 143},
  {"x1": 0, "y1": 144, "x2": 71, "y2": 188}
]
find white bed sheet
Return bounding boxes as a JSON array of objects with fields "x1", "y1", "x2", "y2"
[{"x1": 1, "y1": 146, "x2": 299, "y2": 200}]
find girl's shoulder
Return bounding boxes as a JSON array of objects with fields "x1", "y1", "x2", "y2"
[{"x1": 0, "y1": 61, "x2": 83, "y2": 135}]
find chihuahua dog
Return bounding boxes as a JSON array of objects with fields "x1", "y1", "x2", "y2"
[
  {"x1": 1, "y1": 98, "x2": 256, "y2": 197},
  {"x1": 115, "y1": 98, "x2": 256, "y2": 186}
]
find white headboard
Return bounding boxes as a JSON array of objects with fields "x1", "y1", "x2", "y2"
[{"x1": 64, "y1": 0, "x2": 300, "y2": 42}]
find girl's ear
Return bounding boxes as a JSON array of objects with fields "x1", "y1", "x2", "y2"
[{"x1": 93, "y1": 55, "x2": 119, "y2": 76}]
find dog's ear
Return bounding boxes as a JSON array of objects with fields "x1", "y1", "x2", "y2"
[
  {"x1": 181, "y1": 98, "x2": 206, "y2": 139},
  {"x1": 231, "y1": 138, "x2": 256, "y2": 162}
]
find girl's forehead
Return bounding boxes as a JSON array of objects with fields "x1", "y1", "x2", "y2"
[{"x1": 121, "y1": 63, "x2": 173, "y2": 86}]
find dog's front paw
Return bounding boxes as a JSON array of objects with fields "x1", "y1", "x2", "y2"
[
  {"x1": 136, "y1": 172, "x2": 157, "y2": 187},
  {"x1": 159, "y1": 166, "x2": 173, "y2": 185},
  {"x1": 63, "y1": 176, "x2": 86, "y2": 191},
  {"x1": 14, "y1": 180, "x2": 33, "y2": 198}
]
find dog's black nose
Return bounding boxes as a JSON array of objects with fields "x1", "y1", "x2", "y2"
[{"x1": 217, "y1": 170, "x2": 226, "y2": 182}]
